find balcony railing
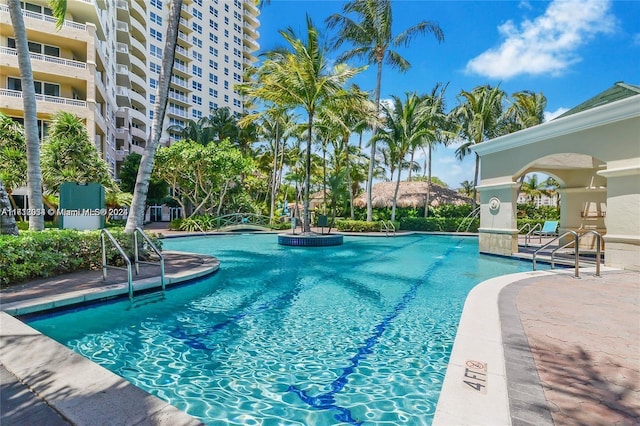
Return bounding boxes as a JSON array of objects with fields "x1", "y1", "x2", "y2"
[
  {"x1": 1, "y1": 47, "x2": 87, "y2": 69},
  {"x1": 0, "y1": 4, "x2": 86, "y2": 31},
  {"x1": 1, "y1": 88, "x2": 87, "y2": 108}
]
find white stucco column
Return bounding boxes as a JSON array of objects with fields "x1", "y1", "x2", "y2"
[
  {"x1": 598, "y1": 159, "x2": 640, "y2": 271},
  {"x1": 476, "y1": 181, "x2": 520, "y2": 256}
]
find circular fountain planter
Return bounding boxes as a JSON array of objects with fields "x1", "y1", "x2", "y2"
[{"x1": 277, "y1": 233, "x2": 344, "y2": 247}]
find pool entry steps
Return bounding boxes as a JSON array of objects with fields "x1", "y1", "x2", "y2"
[
  {"x1": 278, "y1": 233, "x2": 344, "y2": 246},
  {"x1": 100, "y1": 227, "x2": 165, "y2": 303}
]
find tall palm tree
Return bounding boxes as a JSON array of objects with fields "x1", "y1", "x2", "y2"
[
  {"x1": 239, "y1": 16, "x2": 363, "y2": 233},
  {"x1": 453, "y1": 85, "x2": 506, "y2": 208},
  {"x1": 375, "y1": 93, "x2": 432, "y2": 222},
  {"x1": 418, "y1": 84, "x2": 451, "y2": 217},
  {"x1": 327, "y1": 0, "x2": 444, "y2": 222},
  {"x1": 166, "y1": 117, "x2": 212, "y2": 145},
  {"x1": 0, "y1": 112, "x2": 26, "y2": 211},
  {"x1": 8, "y1": 0, "x2": 67, "y2": 231},
  {"x1": 503, "y1": 90, "x2": 547, "y2": 133},
  {"x1": 205, "y1": 107, "x2": 238, "y2": 143},
  {"x1": 125, "y1": 0, "x2": 183, "y2": 233}
]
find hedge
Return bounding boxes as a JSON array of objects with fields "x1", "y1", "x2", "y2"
[
  {"x1": 0, "y1": 228, "x2": 161, "y2": 287},
  {"x1": 400, "y1": 217, "x2": 479, "y2": 232}
]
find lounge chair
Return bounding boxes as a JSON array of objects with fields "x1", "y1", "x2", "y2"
[{"x1": 534, "y1": 220, "x2": 558, "y2": 237}]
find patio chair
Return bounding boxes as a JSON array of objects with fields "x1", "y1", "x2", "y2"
[{"x1": 534, "y1": 220, "x2": 558, "y2": 237}]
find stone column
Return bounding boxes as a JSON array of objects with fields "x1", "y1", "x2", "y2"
[
  {"x1": 598, "y1": 159, "x2": 640, "y2": 271},
  {"x1": 476, "y1": 181, "x2": 520, "y2": 256}
]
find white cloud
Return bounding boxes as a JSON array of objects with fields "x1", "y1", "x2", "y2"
[
  {"x1": 466, "y1": 0, "x2": 616, "y2": 79},
  {"x1": 544, "y1": 107, "x2": 570, "y2": 122},
  {"x1": 633, "y1": 33, "x2": 640, "y2": 46}
]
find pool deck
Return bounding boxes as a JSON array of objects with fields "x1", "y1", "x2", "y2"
[{"x1": 1, "y1": 227, "x2": 639, "y2": 425}]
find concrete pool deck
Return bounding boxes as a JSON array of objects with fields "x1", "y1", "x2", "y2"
[{"x1": 1, "y1": 231, "x2": 639, "y2": 425}]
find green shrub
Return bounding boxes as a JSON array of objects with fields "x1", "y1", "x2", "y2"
[
  {"x1": 400, "y1": 217, "x2": 479, "y2": 232},
  {"x1": 0, "y1": 228, "x2": 162, "y2": 287},
  {"x1": 336, "y1": 220, "x2": 381, "y2": 232}
]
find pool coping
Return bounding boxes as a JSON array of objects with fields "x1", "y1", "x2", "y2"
[
  {"x1": 432, "y1": 265, "x2": 615, "y2": 426},
  {"x1": 0, "y1": 250, "x2": 219, "y2": 316},
  {"x1": 0, "y1": 250, "x2": 220, "y2": 425}
]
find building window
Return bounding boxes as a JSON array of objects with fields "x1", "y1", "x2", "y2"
[
  {"x1": 150, "y1": 78, "x2": 158, "y2": 89},
  {"x1": 150, "y1": 11, "x2": 162, "y2": 25},
  {"x1": 224, "y1": 94, "x2": 229, "y2": 102},
  {"x1": 192, "y1": 81, "x2": 202, "y2": 91},
  {"x1": 192, "y1": 95, "x2": 202, "y2": 105},
  {"x1": 224, "y1": 80, "x2": 229, "y2": 89},
  {"x1": 210, "y1": 6, "x2": 218, "y2": 17},
  {"x1": 193, "y1": 8, "x2": 202, "y2": 19},
  {"x1": 9, "y1": 38, "x2": 60, "y2": 57},
  {"x1": 192, "y1": 23, "x2": 202, "y2": 34},
  {"x1": 150, "y1": 94, "x2": 156, "y2": 104},
  {"x1": 150, "y1": 62, "x2": 161, "y2": 74},
  {"x1": 7, "y1": 77, "x2": 59, "y2": 97},
  {"x1": 192, "y1": 36, "x2": 202, "y2": 48},
  {"x1": 150, "y1": 0, "x2": 162, "y2": 9},
  {"x1": 150, "y1": 44, "x2": 163, "y2": 58},
  {"x1": 192, "y1": 65, "x2": 202, "y2": 77},
  {"x1": 224, "y1": 29, "x2": 229, "y2": 38},
  {"x1": 150, "y1": 28, "x2": 163, "y2": 42}
]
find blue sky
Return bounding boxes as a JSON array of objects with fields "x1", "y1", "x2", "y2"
[{"x1": 256, "y1": 0, "x2": 640, "y2": 188}]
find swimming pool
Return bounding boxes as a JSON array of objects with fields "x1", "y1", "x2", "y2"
[{"x1": 26, "y1": 234, "x2": 531, "y2": 425}]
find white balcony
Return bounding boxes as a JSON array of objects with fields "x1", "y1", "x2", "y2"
[
  {"x1": 0, "y1": 4, "x2": 86, "y2": 32},
  {"x1": 1, "y1": 88, "x2": 87, "y2": 108},
  {"x1": 1, "y1": 47, "x2": 87, "y2": 70}
]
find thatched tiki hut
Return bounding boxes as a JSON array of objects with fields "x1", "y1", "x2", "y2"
[{"x1": 354, "y1": 181, "x2": 472, "y2": 210}]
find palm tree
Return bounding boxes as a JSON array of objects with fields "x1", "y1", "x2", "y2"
[
  {"x1": 166, "y1": 117, "x2": 212, "y2": 145},
  {"x1": 414, "y1": 84, "x2": 451, "y2": 217},
  {"x1": 239, "y1": 16, "x2": 363, "y2": 233},
  {"x1": 125, "y1": 0, "x2": 183, "y2": 233},
  {"x1": 459, "y1": 180, "x2": 474, "y2": 197},
  {"x1": 375, "y1": 93, "x2": 433, "y2": 222},
  {"x1": 503, "y1": 90, "x2": 547, "y2": 134},
  {"x1": 205, "y1": 107, "x2": 238, "y2": 143},
  {"x1": 327, "y1": 0, "x2": 444, "y2": 222},
  {"x1": 40, "y1": 112, "x2": 116, "y2": 196},
  {"x1": 453, "y1": 85, "x2": 506, "y2": 208},
  {"x1": 7, "y1": 0, "x2": 67, "y2": 231}
]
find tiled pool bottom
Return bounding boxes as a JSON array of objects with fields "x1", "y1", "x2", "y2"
[{"x1": 25, "y1": 234, "x2": 532, "y2": 424}]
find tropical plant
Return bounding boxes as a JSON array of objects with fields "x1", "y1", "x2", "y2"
[
  {"x1": 118, "y1": 153, "x2": 168, "y2": 206},
  {"x1": 0, "y1": 179, "x2": 18, "y2": 235},
  {"x1": 125, "y1": 0, "x2": 182, "y2": 233},
  {"x1": 459, "y1": 179, "x2": 474, "y2": 197},
  {"x1": 205, "y1": 107, "x2": 239, "y2": 143},
  {"x1": 166, "y1": 117, "x2": 213, "y2": 145},
  {"x1": 239, "y1": 16, "x2": 363, "y2": 233},
  {"x1": 375, "y1": 92, "x2": 434, "y2": 222},
  {"x1": 0, "y1": 113, "x2": 26, "y2": 210},
  {"x1": 453, "y1": 85, "x2": 506, "y2": 208},
  {"x1": 326, "y1": 0, "x2": 444, "y2": 222},
  {"x1": 40, "y1": 112, "x2": 116, "y2": 195},
  {"x1": 502, "y1": 90, "x2": 547, "y2": 134},
  {"x1": 7, "y1": 0, "x2": 67, "y2": 231}
]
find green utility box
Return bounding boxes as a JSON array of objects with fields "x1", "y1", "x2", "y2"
[{"x1": 59, "y1": 182, "x2": 105, "y2": 230}]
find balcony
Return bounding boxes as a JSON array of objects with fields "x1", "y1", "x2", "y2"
[
  {"x1": 168, "y1": 91, "x2": 189, "y2": 106},
  {"x1": 130, "y1": 91, "x2": 146, "y2": 109},
  {"x1": 172, "y1": 62, "x2": 189, "y2": 77},
  {"x1": 174, "y1": 45, "x2": 190, "y2": 62},
  {"x1": 1, "y1": 88, "x2": 87, "y2": 108},
  {"x1": 0, "y1": 4, "x2": 87, "y2": 32},
  {"x1": 130, "y1": 126, "x2": 147, "y2": 141},
  {"x1": 166, "y1": 107, "x2": 187, "y2": 118},
  {"x1": 1, "y1": 46, "x2": 87, "y2": 70},
  {"x1": 243, "y1": 35, "x2": 259, "y2": 51},
  {"x1": 170, "y1": 76, "x2": 191, "y2": 92},
  {"x1": 116, "y1": 1, "x2": 129, "y2": 22},
  {"x1": 116, "y1": 21, "x2": 130, "y2": 44},
  {"x1": 116, "y1": 65, "x2": 130, "y2": 86},
  {"x1": 116, "y1": 86, "x2": 130, "y2": 107},
  {"x1": 129, "y1": 0, "x2": 146, "y2": 23},
  {"x1": 179, "y1": 17, "x2": 192, "y2": 33},
  {"x1": 116, "y1": 43, "x2": 130, "y2": 65}
]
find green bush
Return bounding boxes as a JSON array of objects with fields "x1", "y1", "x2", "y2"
[
  {"x1": 0, "y1": 228, "x2": 162, "y2": 287},
  {"x1": 336, "y1": 220, "x2": 382, "y2": 232},
  {"x1": 400, "y1": 217, "x2": 479, "y2": 232}
]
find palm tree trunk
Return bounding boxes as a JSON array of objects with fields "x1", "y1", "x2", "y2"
[
  {"x1": 0, "y1": 179, "x2": 19, "y2": 235},
  {"x1": 125, "y1": 0, "x2": 182, "y2": 233},
  {"x1": 366, "y1": 60, "x2": 383, "y2": 222},
  {"x1": 424, "y1": 144, "x2": 432, "y2": 218},
  {"x1": 408, "y1": 149, "x2": 415, "y2": 181},
  {"x1": 472, "y1": 152, "x2": 480, "y2": 210},
  {"x1": 269, "y1": 124, "x2": 279, "y2": 224},
  {"x1": 391, "y1": 160, "x2": 402, "y2": 222},
  {"x1": 303, "y1": 113, "x2": 313, "y2": 233},
  {"x1": 322, "y1": 139, "x2": 327, "y2": 215},
  {"x1": 345, "y1": 136, "x2": 355, "y2": 220},
  {"x1": 8, "y1": 0, "x2": 44, "y2": 231}
]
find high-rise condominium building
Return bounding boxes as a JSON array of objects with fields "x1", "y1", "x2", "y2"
[{"x1": 0, "y1": 0, "x2": 260, "y2": 180}]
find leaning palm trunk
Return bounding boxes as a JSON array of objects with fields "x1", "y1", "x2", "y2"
[
  {"x1": 391, "y1": 159, "x2": 402, "y2": 222},
  {"x1": 472, "y1": 152, "x2": 480, "y2": 210},
  {"x1": 125, "y1": 0, "x2": 182, "y2": 233},
  {"x1": 0, "y1": 179, "x2": 19, "y2": 235},
  {"x1": 366, "y1": 60, "x2": 383, "y2": 222},
  {"x1": 424, "y1": 145, "x2": 432, "y2": 218},
  {"x1": 268, "y1": 126, "x2": 279, "y2": 224},
  {"x1": 8, "y1": 0, "x2": 44, "y2": 231}
]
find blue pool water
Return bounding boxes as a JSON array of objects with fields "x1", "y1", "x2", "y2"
[{"x1": 26, "y1": 234, "x2": 531, "y2": 425}]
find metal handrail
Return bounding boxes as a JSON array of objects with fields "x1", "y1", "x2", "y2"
[
  {"x1": 101, "y1": 229, "x2": 134, "y2": 302},
  {"x1": 533, "y1": 230, "x2": 580, "y2": 277},
  {"x1": 551, "y1": 231, "x2": 601, "y2": 277},
  {"x1": 521, "y1": 223, "x2": 542, "y2": 246},
  {"x1": 456, "y1": 206, "x2": 480, "y2": 233},
  {"x1": 379, "y1": 220, "x2": 395, "y2": 237},
  {"x1": 134, "y1": 227, "x2": 166, "y2": 294},
  {"x1": 533, "y1": 230, "x2": 602, "y2": 278}
]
